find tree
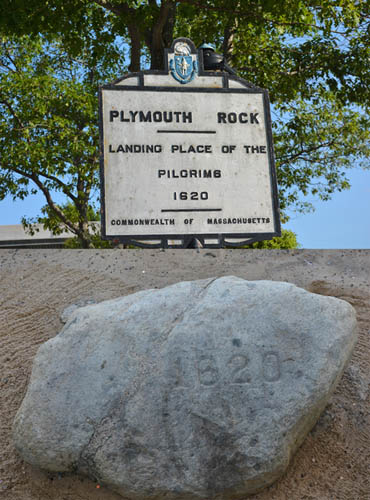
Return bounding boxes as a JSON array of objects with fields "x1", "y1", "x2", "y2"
[
  {"x1": 0, "y1": 1, "x2": 369, "y2": 243},
  {"x1": 0, "y1": 34, "x2": 125, "y2": 247},
  {"x1": 245, "y1": 229, "x2": 299, "y2": 249}
]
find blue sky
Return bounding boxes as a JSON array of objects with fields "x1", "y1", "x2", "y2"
[
  {"x1": 285, "y1": 167, "x2": 370, "y2": 248},
  {"x1": 0, "y1": 166, "x2": 369, "y2": 248}
]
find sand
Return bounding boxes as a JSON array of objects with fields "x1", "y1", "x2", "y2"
[{"x1": 0, "y1": 249, "x2": 369, "y2": 499}]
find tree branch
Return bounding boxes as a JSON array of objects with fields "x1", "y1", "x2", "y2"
[
  {"x1": 1, "y1": 42, "x2": 20, "y2": 72},
  {"x1": 36, "y1": 171, "x2": 79, "y2": 203},
  {"x1": 0, "y1": 95, "x2": 26, "y2": 129},
  {"x1": 174, "y1": 0, "x2": 358, "y2": 35},
  {"x1": 92, "y1": 0, "x2": 134, "y2": 17},
  {"x1": 9, "y1": 161, "x2": 79, "y2": 203},
  {"x1": 9, "y1": 166, "x2": 80, "y2": 234},
  {"x1": 279, "y1": 139, "x2": 338, "y2": 165}
]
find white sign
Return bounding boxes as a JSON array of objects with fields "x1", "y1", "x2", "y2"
[{"x1": 100, "y1": 39, "x2": 280, "y2": 247}]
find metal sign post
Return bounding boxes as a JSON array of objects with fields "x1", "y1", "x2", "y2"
[{"x1": 100, "y1": 38, "x2": 281, "y2": 248}]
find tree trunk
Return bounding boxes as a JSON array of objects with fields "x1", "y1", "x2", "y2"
[
  {"x1": 128, "y1": 24, "x2": 142, "y2": 72},
  {"x1": 222, "y1": 21, "x2": 237, "y2": 64},
  {"x1": 147, "y1": 1, "x2": 176, "y2": 70},
  {"x1": 78, "y1": 221, "x2": 94, "y2": 249},
  {"x1": 162, "y1": 2, "x2": 176, "y2": 49}
]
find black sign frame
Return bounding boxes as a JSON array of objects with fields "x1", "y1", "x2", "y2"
[{"x1": 99, "y1": 38, "x2": 281, "y2": 248}]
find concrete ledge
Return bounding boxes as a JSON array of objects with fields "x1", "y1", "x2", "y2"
[{"x1": 0, "y1": 248, "x2": 369, "y2": 292}]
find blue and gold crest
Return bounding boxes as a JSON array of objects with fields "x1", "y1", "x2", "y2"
[{"x1": 169, "y1": 42, "x2": 198, "y2": 84}]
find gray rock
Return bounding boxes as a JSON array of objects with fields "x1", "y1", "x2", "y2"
[
  {"x1": 60, "y1": 299, "x2": 97, "y2": 323},
  {"x1": 13, "y1": 276, "x2": 357, "y2": 499}
]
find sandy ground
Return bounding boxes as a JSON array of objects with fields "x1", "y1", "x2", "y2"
[{"x1": 0, "y1": 249, "x2": 369, "y2": 500}]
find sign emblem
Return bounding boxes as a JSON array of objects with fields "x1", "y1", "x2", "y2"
[{"x1": 170, "y1": 42, "x2": 198, "y2": 84}]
